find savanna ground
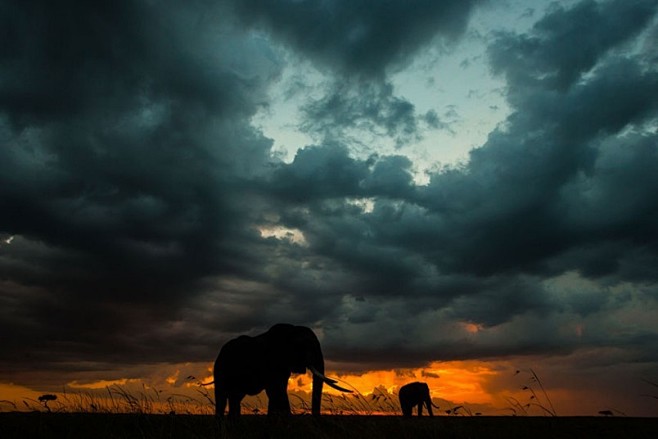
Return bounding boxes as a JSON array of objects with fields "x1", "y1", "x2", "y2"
[
  {"x1": 2, "y1": 374, "x2": 657, "y2": 438},
  {"x1": 1, "y1": 412, "x2": 657, "y2": 439}
]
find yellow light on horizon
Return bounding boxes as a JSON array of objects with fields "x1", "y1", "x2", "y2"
[
  {"x1": 67, "y1": 378, "x2": 131, "y2": 389},
  {"x1": 288, "y1": 360, "x2": 501, "y2": 406}
]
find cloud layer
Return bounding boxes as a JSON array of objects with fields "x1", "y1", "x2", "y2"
[{"x1": 1, "y1": 0, "x2": 658, "y2": 396}]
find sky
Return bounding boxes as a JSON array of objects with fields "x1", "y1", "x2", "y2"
[{"x1": 1, "y1": 0, "x2": 658, "y2": 416}]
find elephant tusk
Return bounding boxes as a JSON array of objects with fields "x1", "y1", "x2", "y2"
[
  {"x1": 326, "y1": 381, "x2": 353, "y2": 393},
  {"x1": 308, "y1": 366, "x2": 353, "y2": 393},
  {"x1": 308, "y1": 366, "x2": 336, "y2": 383}
]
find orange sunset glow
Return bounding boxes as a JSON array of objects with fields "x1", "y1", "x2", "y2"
[
  {"x1": 312, "y1": 361, "x2": 498, "y2": 405},
  {"x1": 0, "y1": 360, "x2": 554, "y2": 415},
  {"x1": 2, "y1": 355, "x2": 657, "y2": 416}
]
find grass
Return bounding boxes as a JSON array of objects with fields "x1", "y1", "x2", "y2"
[
  {"x1": 506, "y1": 368, "x2": 558, "y2": 416},
  {"x1": 2, "y1": 371, "x2": 657, "y2": 437},
  {"x1": 1, "y1": 412, "x2": 657, "y2": 439},
  {"x1": 16, "y1": 384, "x2": 215, "y2": 416}
]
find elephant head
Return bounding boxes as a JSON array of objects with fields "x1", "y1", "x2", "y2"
[
  {"x1": 399, "y1": 381, "x2": 439, "y2": 417},
  {"x1": 213, "y1": 323, "x2": 351, "y2": 416}
]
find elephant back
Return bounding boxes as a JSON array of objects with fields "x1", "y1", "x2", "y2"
[{"x1": 216, "y1": 335, "x2": 269, "y2": 395}]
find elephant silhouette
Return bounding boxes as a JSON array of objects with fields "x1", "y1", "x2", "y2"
[
  {"x1": 399, "y1": 382, "x2": 439, "y2": 417},
  {"x1": 213, "y1": 323, "x2": 351, "y2": 416}
]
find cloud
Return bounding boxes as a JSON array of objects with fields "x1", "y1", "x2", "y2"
[
  {"x1": 269, "y1": 143, "x2": 370, "y2": 202},
  {"x1": 0, "y1": 0, "x2": 280, "y2": 297},
  {"x1": 1, "y1": 0, "x2": 658, "y2": 393},
  {"x1": 227, "y1": 1, "x2": 483, "y2": 148},
  {"x1": 412, "y1": 60, "x2": 658, "y2": 278},
  {"x1": 226, "y1": 0, "x2": 480, "y2": 77},
  {"x1": 0, "y1": 0, "x2": 284, "y2": 374},
  {"x1": 301, "y1": 81, "x2": 422, "y2": 147},
  {"x1": 488, "y1": 0, "x2": 658, "y2": 91},
  {"x1": 255, "y1": 0, "x2": 658, "y2": 362}
]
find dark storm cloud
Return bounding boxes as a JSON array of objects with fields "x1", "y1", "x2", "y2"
[
  {"x1": 413, "y1": 0, "x2": 658, "y2": 281},
  {"x1": 269, "y1": 143, "x2": 370, "y2": 202},
  {"x1": 226, "y1": 0, "x2": 480, "y2": 76},
  {"x1": 262, "y1": 4, "x2": 658, "y2": 323},
  {"x1": 268, "y1": 143, "x2": 415, "y2": 202},
  {"x1": 253, "y1": 0, "x2": 658, "y2": 364},
  {"x1": 264, "y1": 144, "x2": 428, "y2": 297},
  {"x1": 412, "y1": 64, "x2": 658, "y2": 278},
  {"x1": 0, "y1": 0, "x2": 276, "y2": 295},
  {"x1": 301, "y1": 81, "x2": 422, "y2": 147},
  {"x1": 2, "y1": 0, "x2": 658, "y2": 386},
  {"x1": 488, "y1": 0, "x2": 658, "y2": 91},
  {"x1": 228, "y1": 0, "x2": 482, "y2": 147},
  {"x1": 0, "y1": 0, "x2": 283, "y2": 374},
  {"x1": 361, "y1": 155, "x2": 415, "y2": 198}
]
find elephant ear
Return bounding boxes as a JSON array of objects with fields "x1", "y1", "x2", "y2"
[
  {"x1": 268, "y1": 323, "x2": 321, "y2": 373},
  {"x1": 291, "y1": 327, "x2": 321, "y2": 353},
  {"x1": 291, "y1": 326, "x2": 317, "y2": 343},
  {"x1": 276, "y1": 325, "x2": 318, "y2": 371}
]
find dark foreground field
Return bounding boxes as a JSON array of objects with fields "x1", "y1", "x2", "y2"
[{"x1": 1, "y1": 413, "x2": 657, "y2": 439}]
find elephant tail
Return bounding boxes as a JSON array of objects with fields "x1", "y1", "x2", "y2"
[{"x1": 186, "y1": 375, "x2": 214, "y2": 386}]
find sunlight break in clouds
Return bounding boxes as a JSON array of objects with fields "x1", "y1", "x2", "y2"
[{"x1": 258, "y1": 225, "x2": 309, "y2": 246}]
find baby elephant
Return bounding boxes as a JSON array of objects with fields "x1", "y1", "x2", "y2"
[{"x1": 399, "y1": 382, "x2": 439, "y2": 417}]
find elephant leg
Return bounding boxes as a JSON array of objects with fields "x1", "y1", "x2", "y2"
[
  {"x1": 266, "y1": 381, "x2": 291, "y2": 415},
  {"x1": 417, "y1": 402, "x2": 423, "y2": 416},
  {"x1": 426, "y1": 399, "x2": 434, "y2": 417},
  {"x1": 228, "y1": 393, "x2": 244, "y2": 417},
  {"x1": 215, "y1": 387, "x2": 227, "y2": 417}
]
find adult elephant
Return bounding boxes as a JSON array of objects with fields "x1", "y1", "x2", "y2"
[
  {"x1": 399, "y1": 382, "x2": 439, "y2": 417},
  {"x1": 213, "y1": 323, "x2": 351, "y2": 416}
]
